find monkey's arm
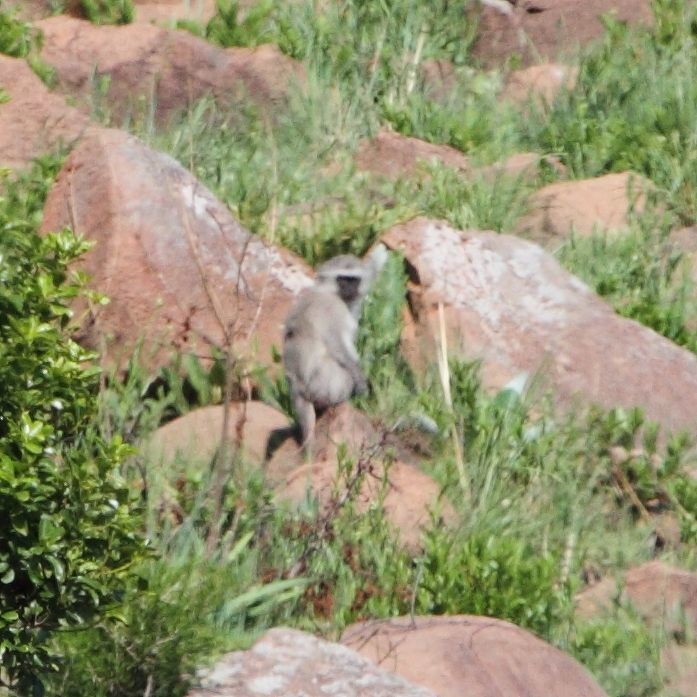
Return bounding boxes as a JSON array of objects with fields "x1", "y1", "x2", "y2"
[{"x1": 323, "y1": 328, "x2": 368, "y2": 395}]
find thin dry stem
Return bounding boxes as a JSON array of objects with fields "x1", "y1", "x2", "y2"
[
  {"x1": 405, "y1": 22, "x2": 428, "y2": 98},
  {"x1": 436, "y1": 302, "x2": 469, "y2": 498}
]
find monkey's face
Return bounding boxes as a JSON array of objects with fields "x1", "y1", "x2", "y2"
[{"x1": 336, "y1": 274, "x2": 362, "y2": 304}]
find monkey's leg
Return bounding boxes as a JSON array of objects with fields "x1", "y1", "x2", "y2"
[{"x1": 293, "y1": 393, "x2": 316, "y2": 458}]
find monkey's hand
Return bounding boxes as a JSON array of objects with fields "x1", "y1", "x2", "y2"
[
  {"x1": 367, "y1": 243, "x2": 389, "y2": 272},
  {"x1": 352, "y1": 369, "x2": 369, "y2": 397}
]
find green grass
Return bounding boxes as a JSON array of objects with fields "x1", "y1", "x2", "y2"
[{"x1": 5, "y1": 0, "x2": 697, "y2": 694}]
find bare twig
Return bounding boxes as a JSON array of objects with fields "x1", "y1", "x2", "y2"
[{"x1": 612, "y1": 464, "x2": 652, "y2": 523}]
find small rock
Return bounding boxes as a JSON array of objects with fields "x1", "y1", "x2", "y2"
[
  {"x1": 662, "y1": 644, "x2": 697, "y2": 697},
  {"x1": 278, "y1": 455, "x2": 452, "y2": 551},
  {"x1": 517, "y1": 172, "x2": 651, "y2": 243},
  {"x1": 143, "y1": 401, "x2": 291, "y2": 469},
  {"x1": 576, "y1": 561, "x2": 697, "y2": 636},
  {"x1": 355, "y1": 130, "x2": 471, "y2": 179},
  {"x1": 355, "y1": 130, "x2": 561, "y2": 183},
  {"x1": 502, "y1": 63, "x2": 578, "y2": 105},
  {"x1": 133, "y1": 0, "x2": 217, "y2": 26},
  {"x1": 478, "y1": 151, "x2": 566, "y2": 180}
]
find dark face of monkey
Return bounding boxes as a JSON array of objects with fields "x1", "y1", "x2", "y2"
[{"x1": 336, "y1": 274, "x2": 362, "y2": 304}]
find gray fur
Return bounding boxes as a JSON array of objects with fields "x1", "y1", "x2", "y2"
[{"x1": 282, "y1": 246, "x2": 387, "y2": 448}]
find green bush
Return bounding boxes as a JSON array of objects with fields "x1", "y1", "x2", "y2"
[
  {"x1": 0, "y1": 7, "x2": 54, "y2": 84},
  {"x1": 0, "y1": 160, "x2": 144, "y2": 693},
  {"x1": 418, "y1": 533, "x2": 569, "y2": 636},
  {"x1": 79, "y1": 0, "x2": 134, "y2": 25}
]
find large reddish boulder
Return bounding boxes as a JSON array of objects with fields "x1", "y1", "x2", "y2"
[
  {"x1": 383, "y1": 218, "x2": 697, "y2": 437},
  {"x1": 342, "y1": 615, "x2": 607, "y2": 697},
  {"x1": 0, "y1": 55, "x2": 92, "y2": 172},
  {"x1": 187, "y1": 628, "x2": 437, "y2": 697},
  {"x1": 40, "y1": 128, "x2": 312, "y2": 372},
  {"x1": 35, "y1": 15, "x2": 304, "y2": 122},
  {"x1": 472, "y1": 0, "x2": 654, "y2": 67}
]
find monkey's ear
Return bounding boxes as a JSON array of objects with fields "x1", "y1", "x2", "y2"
[{"x1": 367, "y1": 243, "x2": 389, "y2": 271}]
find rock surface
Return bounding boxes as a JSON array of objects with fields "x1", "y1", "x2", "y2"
[
  {"x1": 518, "y1": 172, "x2": 650, "y2": 243},
  {"x1": 342, "y1": 615, "x2": 607, "y2": 697},
  {"x1": 502, "y1": 63, "x2": 578, "y2": 106},
  {"x1": 384, "y1": 217, "x2": 697, "y2": 436},
  {"x1": 472, "y1": 0, "x2": 654, "y2": 67},
  {"x1": 0, "y1": 55, "x2": 92, "y2": 172},
  {"x1": 41, "y1": 127, "x2": 312, "y2": 372},
  {"x1": 279, "y1": 455, "x2": 451, "y2": 551},
  {"x1": 668, "y1": 225, "x2": 697, "y2": 285},
  {"x1": 355, "y1": 130, "x2": 559, "y2": 182},
  {"x1": 576, "y1": 561, "x2": 697, "y2": 635},
  {"x1": 355, "y1": 130, "x2": 471, "y2": 179},
  {"x1": 186, "y1": 627, "x2": 437, "y2": 697},
  {"x1": 133, "y1": 0, "x2": 218, "y2": 25},
  {"x1": 265, "y1": 403, "x2": 378, "y2": 482},
  {"x1": 662, "y1": 644, "x2": 697, "y2": 697},
  {"x1": 36, "y1": 16, "x2": 304, "y2": 122},
  {"x1": 143, "y1": 401, "x2": 291, "y2": 468}
]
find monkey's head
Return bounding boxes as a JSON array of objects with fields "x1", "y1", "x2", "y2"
[{"x1": 315, "y1": 255, "x2": 365, "y2": 305}]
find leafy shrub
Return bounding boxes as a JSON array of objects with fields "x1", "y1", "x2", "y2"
[
  {"x1": 0, "y1": 7, "x2": 42, "y2": 57},
  {"x1": 206, "y1": 0, "x2": 277, "y2": 48},
  {"x1": 0, "y1": 159, "x2": 144, "y2": 692},
  {"x1": 559, "y1": 213, "x2": 697, "y2": 354},
  {"x1": 418, "y1": 533, "x2": 569, "y2": 637},
  {"x1": 0, "y1": 7, "x2": 54, "y2": 84},
  {"x1": 78, "y1": 0, "x2": 134, "y2": 24},
  {"x1": 569, "y1": 611, "x2": 663, "y2": 697}
]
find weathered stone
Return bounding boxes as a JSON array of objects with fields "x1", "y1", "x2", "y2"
[
  {"x1": 133, "y1": 0, "x2": 217, "y2": 26},
  {"x1": 576, "y1": 561, "x2": 697, "y2": 635},
  {"x1": 41, "y1": 128, "x2": 312, "y2": 372},
  {"x1": 502, "y1": 63, "x2": 578, "y2": 106},
  {"x1": 186, "y1": 628, "x2": 437, "y2": 697},
  {"x1": 36, "y1": 15, "x2": 304, "y2": 123},
  {"x1": 265, "y1": 403, "x2": 378, "y2": 482},
  {"x1": 662, "y1": 644, "x2": 697, "y2": 697},
  {"x1": 342, "y1": 615, "x2": 607, "y2": 697},
  {"x1": 383, "y1": 217, "x2": 697, "y2": 437},
  {"x1": 517, "y1": 172, "x2": 651, "y2": 244},
  {"x1": 355, "y1": 130, "x2": 471, "y2": 179},
  {"x1": 472, "y1": 0, "x2": 654, "y2": 68},
  {"x1": 668, "y1": 225, "x2": 697, "y2": 285},
  {"x1": 0, "y1": 55, "x2": 91, "y2": 172},
  {"x1": 355, "y1": 130, "x2": 561, "y2": 183},
  {"x1": 143, "y1": 401, "x2": 291, "y2": 468},
  {"x1": 279, "y1": 454, "x2": 452, "y2": 551}
]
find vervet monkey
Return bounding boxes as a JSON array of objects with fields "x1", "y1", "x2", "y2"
[{"x1": 282, "y1": 245, "x2": 388, "y2": 449}]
